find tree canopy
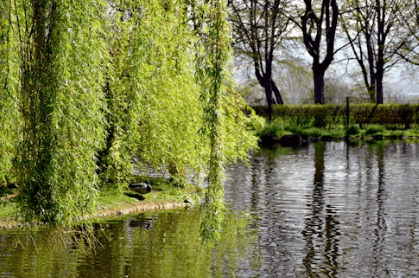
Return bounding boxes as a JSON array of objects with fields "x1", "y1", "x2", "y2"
[{"x1": 231, "y1": 0, "x2": 419, "y2": 105}]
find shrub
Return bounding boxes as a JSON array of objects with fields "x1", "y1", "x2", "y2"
[
  {"x1": 365, "y1": 124, "x2": 386, "y2": 135},
  {"x1": 302, "y1": 128, "x2": 323, "y2": 138},
  {"x1": 256, "y1": 119, "x2": 284, "y2": 138},
  {"x1": 284, "y1": 122, "x2": 303, "y2": 134},
  {"x1": 346, "y1": 125, "x2": 360, "y2": 136},
  {"x1": 252, "y1": 104, "x2": 348, "y2": 129}
]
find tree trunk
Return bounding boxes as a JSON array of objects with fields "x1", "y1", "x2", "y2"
[
  {"x1": 376, "y1": 57, "x2": 384, "y2": 104},
  {"x1": 376, "y1": 77, "x2": 384, "y2": 104},
  {"x1": 313, "y1": 69, "x2": 325, "y2": 104},
  {"x1": 367, "y1": 87, "x2": 376, "y2": 103},
  {"x1": 96, "y1": 81, "x2": 115, "y2": 176},
  {"x1": 254, "y1": 59, "x2": 284, "y2": 109},
  {"x1": 263, "y1": 76, "x2": 274, "y2": 121},
  {"x1": 271, "y1": 80, "x2": 284, "y2": 104}
]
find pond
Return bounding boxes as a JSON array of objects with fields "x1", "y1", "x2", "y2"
[{"x1": 1, "y1": 140, "x2": 419, "y2": 277}]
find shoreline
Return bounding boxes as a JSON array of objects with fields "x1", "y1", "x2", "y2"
[
  {"x1": 0, "y1": 199, "x2": 193, "y2": 229},
  {"x1": 259, "y1": 133, "x2": 419, "y2": 147},
  {"x1": 0, "y1": 176, "x2": 202, "y2": 229}
]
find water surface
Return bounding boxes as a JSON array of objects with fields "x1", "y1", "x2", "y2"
[
  {"x1": 225, "y1": 141, "x2": 419, "y2": 277},
  {"x1": 1, "y1": 141, "x2": 419, "y2": 277}
]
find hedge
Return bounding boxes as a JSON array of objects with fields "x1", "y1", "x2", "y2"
[{"x1": 252, "y1": 104, "x2": 419, "y2": 129}]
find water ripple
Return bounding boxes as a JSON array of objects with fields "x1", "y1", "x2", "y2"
[{"x1": 225, "y1": 141, "x2": 419, "y2": 277}]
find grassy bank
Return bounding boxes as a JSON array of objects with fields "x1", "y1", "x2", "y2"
[
  {"x1": 252, "y1": 104, "x2": 419, "y2": 130},
  {"x1": 256, "y1": 120, "x2": 419, "y2": 140},
  {"x1": 0, "y1": 176, "x2": 203, "y2": 228},
  {"x1": 253, "y1": 104, "x2": 419, "y2": 143}
]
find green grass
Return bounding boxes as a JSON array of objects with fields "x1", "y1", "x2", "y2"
[
  {"x1": 127, "y1": 176, "x2": 202, "y2": 201},
  {"x1": 255, "y1": 118, "x2": 288, "y2": 138},
  {"x1": 95, "y1": 176, "x2": 203, "y2": 212},
  {"x1": 257, "y1": 121, "x2": 347, "y2": 140},
  {"x1": 0, "y1": 201, "x2": 17, "y2": 219},
  {"x1": 0, "y1": 185, "x2": 18, "y2": 219},
  {"x1": 300, "y1": 127, "x2": 323, "y2": 138},
  {"x1": 364, "y1": 124, "x2": 386, "y2": 135},
  {"x1": 0, "y1": 176, "x2": 204, "y2": 222},
  {"x1": 255, "y1": 117, "x2": 419, "y2": 142},
  {"x1": 95, "y1": 187, "x2": 140, "y2": 211},
  {"x1": 346, "y1": 125, "x2": 360, "y2": 136},
  {"x1": 327, "y1": 129, "x2": 346, "y2": 138},
  {"x1": 252, "y1": 104, "x2": 419, "y2": 142}
]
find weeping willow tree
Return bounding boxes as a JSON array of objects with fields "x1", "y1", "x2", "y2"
[
  {"x1": 1, "y1": 0, "x2": 110, "y2": 224},
  {"x1": 94, "y1": 0, "x2": 257, "y2": 240},
  {"x1": 96, "y1": 1, "x2": 258, "y2": 245},
  {"x1": 100, "y1": 0, "x2": 257, "y2": 190},
  {"x1": 1, "y1": 0, "x2": 257, "y2": 226},
  {"x1": 98, "y1": 0, "x2": 208, "y2": 188}
]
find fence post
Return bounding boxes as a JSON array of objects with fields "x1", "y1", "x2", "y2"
[{"x1": 346, "y1": 96, "x2": 350, "y2": 129}]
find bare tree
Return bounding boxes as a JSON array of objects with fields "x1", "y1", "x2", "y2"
[
  {"x1": 229, "y1": 0, "x2": 292, "y2": 118},
  {"x1": 392, "y1": 0, "x2": 419, "y2": 67},
  {"x1": 340, "y1": 0, "x2": 415, "y2": 104},
  {"x1": 293, "y1": 0, "x2": 339, "y2": 104}
]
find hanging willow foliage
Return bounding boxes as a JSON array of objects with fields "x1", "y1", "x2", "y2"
[
  {"x1": 1, "y1": 0, "x2": 257, "y2": 226},
  {"x1": 101, "y1": 0, "x2": 258, "y2": 181},
  {"x1": 12, "y1": 0, "x2": 110, "y2": 224},
  {"x1": 0, "y1": 1, "x2": 20, "y2": 185},
  {"x1": 98, "y1": 0, "x2": 208, "y2": 189},
  {"x1": 193, "y1": 0, "x2": 235, "y2": 241}
]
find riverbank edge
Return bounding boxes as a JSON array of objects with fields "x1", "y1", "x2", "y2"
[
  {"x1": 0, "y1": 199, "x2": 195, "y2": 229},
  {"x1": 259, "y1": 133, "x2": 419, "y2": 147}
]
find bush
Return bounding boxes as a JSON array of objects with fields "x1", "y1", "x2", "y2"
[
  {"x1": 252, "y1": 104, "x2": 348, "y2": 129},
  {"x1": 346, "y1": 125, "x2": 360, "y2": 136},
  {"x1": 284, "y1": 123, "x2": 303, "y2": 134},
  {"x1": 302, "y1": 128, "x2": 323, "y2": 138},
  {"x1": 256, "y1": 119, "x2": 284, "y2": 138},
  {"x1": 351, "y1": 103, "x2": 419, "y2": 126},
  {"x1": 365, "y1": 124, "x2": 386, "y2": 135}
]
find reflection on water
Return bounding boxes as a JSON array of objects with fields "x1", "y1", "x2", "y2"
[
  {"x1": 225, "y1": 140, "x2": 419, "y2": 277},
  {"x1": 2, "y1": 141, "x2": 419, "y2": 277},
  {"x1": 0, "y1": 210, "x2": 256, "y2": 278}
]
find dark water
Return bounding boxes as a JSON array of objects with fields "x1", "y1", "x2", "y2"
[{"x1": 2, "y1": 141, "x2": 419, "y2": 277}]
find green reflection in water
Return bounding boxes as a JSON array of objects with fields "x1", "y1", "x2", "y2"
[
  {"x1": 256, "y1": 145, "x2": 301, "y2": 160},
  {"x1": 0, "y1": 208, "x2": 259, "y2": 277}
]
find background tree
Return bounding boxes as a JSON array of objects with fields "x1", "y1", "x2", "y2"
[
  {"x1": 392, "y1": 0, "x2": 419, "y2": 66},
  {"x1": 235, "y1": 56, "x2": 313, "y2": 105},
  {"x1": 340, "y1": 0, "x2": 414, "y2": 104},
  {"x1": 294, "y1": 0, "x2": 339, "y2": 104},
  {"x1": 229, "y1": 0, "x2": 292, "y2": 118}
]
